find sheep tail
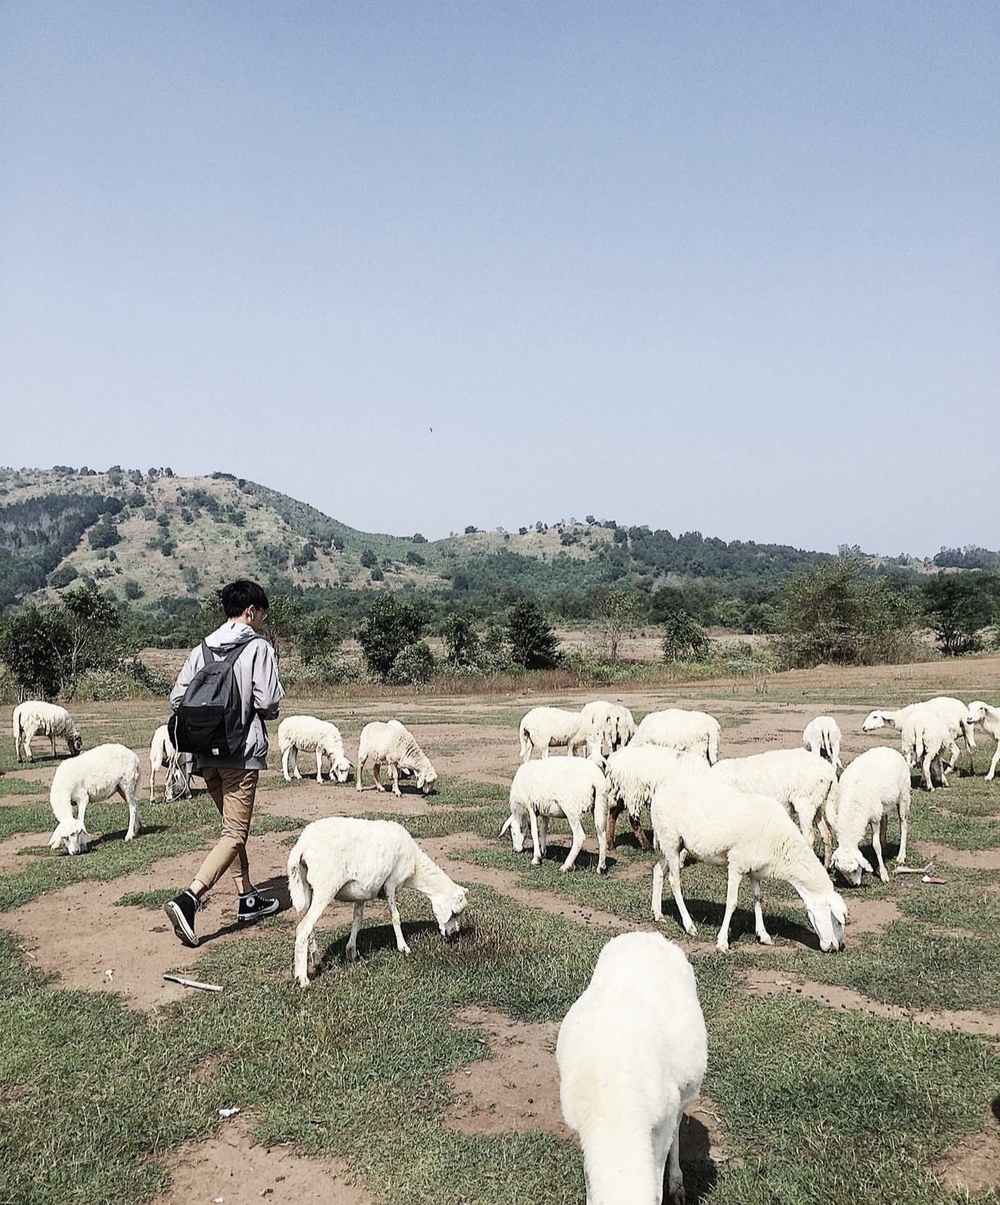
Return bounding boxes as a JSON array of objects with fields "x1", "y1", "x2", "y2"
[
  {"x1": 287, "y1": 850, "x2": 312, "y2": 914},
  {"x1": 707, "y1": 727, "x2": 719, "y2": 765},
  {"x1": 518, "y1": 725, "x2": 531, "y2": 761}
]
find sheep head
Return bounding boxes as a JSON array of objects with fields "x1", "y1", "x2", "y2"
[
  {"x1": 68, "y1": 729, "x2": 84, "y2": 756},
  {"x1": 831, "y1": 846, "x2": 874, "y2": 887}
]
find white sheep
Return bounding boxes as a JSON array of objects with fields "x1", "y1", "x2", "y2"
[
  {"x1": 898, "y1": 711, "x2": 952, "y2": 791},
  {"x1": 148, "y1": 724, "x2": 194, "y2": 802},
  {"x1": 862, "y1": 697, "x2": 975, "y2": 773},
  {"x1": 13, "y1": 701, "x2": 83, "y2": 762},
  {"x1": 603, "y1": 744, "x2": 709, "y2": 850},
  {"x1": 355, "y1": 719, "x2": 437, "y2": 795},
  {"x1": 557, "y1": 932, "x2": 707, "y2": 1205},
  {"x1": 966, "y1": 701, "x2": 1000, "y2": 780},
  {"x1": 278, "y1": 715, "x2": 352, "y2": 784},
  {"x1": 48, "y1": 743, "x2": 141, "y2": 855},
  {"x1": 651, "y1": 774, "x2": 847, "y2": 953},
  {"x1": 709, "y1": 747, "x2": 837, "y2": 867},
  {"x1": 518, "y1": 706, "x2": 596, "y2": 762},
  {"x1": 631, "y1": 708, "x2": 721, "y2": 765},
  {"x1": 500, "y1": 757, "x2": 609, "y2": 872},
  {"x1": 287, "y1": 816, "x2": 468, "y2": 987},
  {"x1": 830, "y1": 747, "x2": 911, "y2": 885},
  {"x1": 802, "y1": 715, "x2": 843, "y2": 771},
  {"x1": 579, "y1": 700, "x2": 636, "y2": 757}
]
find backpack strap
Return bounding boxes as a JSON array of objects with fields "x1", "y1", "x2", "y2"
[{"x1": 202, "y1": 636, "x2": 262, "y2": 667}]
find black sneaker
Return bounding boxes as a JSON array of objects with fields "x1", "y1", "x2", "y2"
[
  {"x1": 237, "y1": 890, "x2": 280, "y2": 924},
  {"x1": 164, "y1": 889, "x2": 200, "y2": 947}
]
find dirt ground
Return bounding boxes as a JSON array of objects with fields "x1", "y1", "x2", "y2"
[{"x1": 4, "y1": 658, "x2": 1000, "y2": 1201}]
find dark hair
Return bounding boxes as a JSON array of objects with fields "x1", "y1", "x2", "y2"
[{"x1": 221, "y1": 580, "x2": 269, "y2": 618}]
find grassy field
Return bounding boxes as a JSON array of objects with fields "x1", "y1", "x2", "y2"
[{"x1": 1, "y1": 666, "x2": 998, "y2": 1205}]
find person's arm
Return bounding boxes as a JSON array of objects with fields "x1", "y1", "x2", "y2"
[{"x1": 251, "y1": 642, "x2": 284, "y2": 719}]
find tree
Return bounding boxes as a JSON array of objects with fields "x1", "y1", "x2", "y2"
[
  {"x1": 506, "y1": 601, "x2": 560, "y2": 669},
  {"x1": 263, "y1": 594, "x2": 303, "y2": 663},
  {"x1": 58, "y1": 583, "x2": 131, "y2": 696},
  {"x1": 297, "y1": 613, "x2": 349, "y2": 665},
  {"x1": 661, "y1": 611, "x2": 710, "y2": 662},
  {"x1": 357, "y1": 595, "x2": 425, "y2": 680},
  {"x1": 922, "y1": 573, "x2": 998, "y2": 656},
  {"x1": 440, "y1": 614, "x2": 480, "y2": 667},
  {"x1": 387, "y1": 640, "x2": 435, "y2": 685},
  {"x1": 0, "y1": 606, "x2": 72, "y2": 698},
  {"x1": 360, "y1": 548, "x2": 378, "y2": 569},
  {"x1": 596, "y1": 587, "x2": 643, "y2": 662},
  {"x1": 775, "y1": 558, "x2": 920, "y2": 668}
]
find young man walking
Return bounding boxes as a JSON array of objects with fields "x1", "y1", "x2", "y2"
[{"x1": 164, "y1": 580, "x2": 284, "y2": 947}]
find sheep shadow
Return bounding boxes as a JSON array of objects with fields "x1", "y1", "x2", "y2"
[
  {"x1": 313, "y1": 918, "x2": 442, "y2": 976},
  {"x1": 663, "y1": 895, "x2": 822, "y2": 950},
  {"x1": 677, "y1": 1112, "x2": 718, "y2": 1202}
]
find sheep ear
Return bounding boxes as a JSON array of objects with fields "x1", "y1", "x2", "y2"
[
  {"x1": 498, "y1": 816, "x2": 512, "y2": 838},
  {"x1": 859, "y1": 853, "x2": 875, "y2": 873}
]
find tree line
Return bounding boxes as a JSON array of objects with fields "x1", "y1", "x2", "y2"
[{"x1": 2, "y1": 559, "x2": 998, "y2": 699}]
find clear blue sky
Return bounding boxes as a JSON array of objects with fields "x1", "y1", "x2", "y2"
[{"x1": 2, "y1": 2, "x2": 997, "y2": 557}]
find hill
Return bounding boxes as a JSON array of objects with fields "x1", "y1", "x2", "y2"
[{"x1": 0, "y1": 464, "x2": 938, "y2": 616}]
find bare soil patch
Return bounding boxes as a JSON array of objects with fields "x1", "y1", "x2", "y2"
[
  {"x1": 912, "y1": 841, "x2": 1000, "y2": 871},
  {"x1": 148, "y1": 1113, "x2": 375, "y2": 1205},
  {"x1": 932, "y1": 1109, "x2": 1000, "y2": 1198}
]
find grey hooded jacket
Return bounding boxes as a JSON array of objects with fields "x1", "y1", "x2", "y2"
[{"x1": 169, "y1": 621, "x2": 284, "y2": 770}]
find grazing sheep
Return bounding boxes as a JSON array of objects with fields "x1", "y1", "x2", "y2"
[
  {"x1": 287, "y1": 816, "x2": 468, "y2": 987},
  {"x1": 356, "y1": 720, "x2": 437, "y2": 795},
  {"x1": 631, "y1": 708, "x2": 721, "y2": 765},
  {"x1": 709, "y1": 748, "x2": 837, "y2": 867},
  {"x1": 278, "y1": 715, "x2": 352, "y2": 783},
  {"x1": 651, "y1": 774, "x2": 847, "y2": 953},
  {"x1": 802, "y1": 715, "x2": 843, "y2": 771},
  {"x1": 13, "y1": 701, "x2": 83, "y2": 762},
  {"x1": 862, "y1": 697, "x2": 975, "y2": 773},
  {"x1": 518, "y1": 706, "x2": 596, "y2": 762},
  {"x1": 48, "y1": 743, "x2": 141, "y2": 855},
  {"x1": 580, "y1": 700, "x2": 636, "y2": 757},
  {"x1": 967, "y1": 702, "x2": 1000, "y2": 780},
  {"x1": 557, "y1": 932, "x2": 707, "y2": 1205},
  {"x1": 500, "y1": 757, "x2": 609, "y2": 872},
  {"x1": 148, "y1": 723, "x2": 194, "y2": 802},
  {"x1": 603, "y1": 744, "x2": 709, "y2": 850},
  {"x1": 830, "y1": 747, "x2": 911, "y2": 885}
]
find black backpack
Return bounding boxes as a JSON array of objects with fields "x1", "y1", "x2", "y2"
[{"x1": 172, "y1": 638, "x2": 260, "y2": 759}]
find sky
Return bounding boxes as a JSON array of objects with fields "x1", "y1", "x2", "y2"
[{"x1": 1, "y1": 2, "x2": 997, "y2": 559}]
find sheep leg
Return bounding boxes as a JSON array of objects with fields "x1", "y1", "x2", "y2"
[
  {"x1": 663, "y1": 1111, "x2": 685, "y2": 1205},
  {"x1": 986, "y1": 740, "x2": 1000, "y2": 781},
  {"x1": 345, "y1": 902, "x2": 366, "y2": 961},
  {"x1": 115, "y1": 784, "x2": 141, "y2": 841},
  {"x1": 528, "y1": 809, "x2": 543, "y2": 865},
  {"x1": 148, "y1": 765, "x2": 157, "y2": 804},
  {"x1": 372, "y1": 762, "x2": 386, "y2": 792},
  {"x1": 390, "y1": 764, "x2": 402, "y2": 797},
  {"x1": 385, "y1": 884, "x2": 411, "y2": 955},
  {"x1": 593, "y1": 804, "x2": 609, "y2": 875},
  {"x1": 921, "y1": 751, "x2": 934, "y2": 791},
  {"x1": 355, "y1": 756, "x2": 365, "y2": 791},
  {"x1": 281, "y1": 747, "x2": 293, "y2": 782},
  {"x1": 665, "y1": 847, "x2": 697, "y2": 936},
  {"x1": 749, "y1": 874, "x2": 773, "y2": 946},
  {"x1": 715, "y1": 864, "x2": 742, "y2": 951},
  {"x1": 896, "y1": 802, "x2": 909, "y2": 866},
  {"x1": 606, "y1": 801, "x2": 622, "y2": 849},
  {"x1": 628, "y1": 808, "x2": 651, "y2": 850},
  {"x1": 871, "y1": 816, "x2": 889, "y2": 883},
  {"x1": 314, "y1": 749, "x2": 326, "y2": 782},
  {"x1": 293, "y1": 894, "x2": 331, "y2": 987},
  {"x1": 50, "y1": 733, "x2": 57, "y2": 759},
  {"x1": 537, "y1": 815, "x2": 548, "y2": 858},
  {"x1": 560, "y1": 814, "x2": 587, "y2": 872}
]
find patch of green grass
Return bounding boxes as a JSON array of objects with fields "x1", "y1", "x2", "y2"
[
  {"x1": 0, "y1": 776, "x2": 47, "y2": 798},
  {"x1": 114, "y1": 888, "x2": 176, "y2": 908}
]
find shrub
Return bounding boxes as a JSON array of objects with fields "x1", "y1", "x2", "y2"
[
  {"x1": 357, "y1": 594, "x2": 425, "y2": 680},
  {"x1": 388, "y1": 640, "x2": 435, "y2": 685}
]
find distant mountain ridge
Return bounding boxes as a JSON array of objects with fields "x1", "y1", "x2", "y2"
[{"x1": 0, "y1": 465, "x2": 960, "y2": 613}]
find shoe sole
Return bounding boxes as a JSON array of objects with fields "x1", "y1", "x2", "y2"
[
  {"x1": 164, "y1": 899, "x2": 199, "y2": 947},
  {"x1": 237, "y1": 904, "x2": 280, "y2": 924}
]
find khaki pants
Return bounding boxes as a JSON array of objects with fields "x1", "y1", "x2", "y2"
[{"x1": 194, "y1": 767, "x2": 259, "y2": 891}]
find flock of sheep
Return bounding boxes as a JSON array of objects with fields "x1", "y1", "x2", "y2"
[{"x1": 11, "y1": 690, "x2": 1000, "y2": 1203}]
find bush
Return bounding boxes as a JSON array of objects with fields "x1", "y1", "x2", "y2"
[
  {"x1": 388, "y1": 640, "x2": 435, "y2": 685},
  {"x1": 357, "y1": 594, "x2": 425, "y2": 680},
  {"x1": 662, "y1": 611, "x2": 710, "y2": 662},
  {"x1": 49, "y1": 563, "x2": 79, "y2": 589}
]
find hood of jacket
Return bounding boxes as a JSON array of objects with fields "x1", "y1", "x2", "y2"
[{"x1": 204, "y1": 621, "x2": 259, "y2": 652}]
